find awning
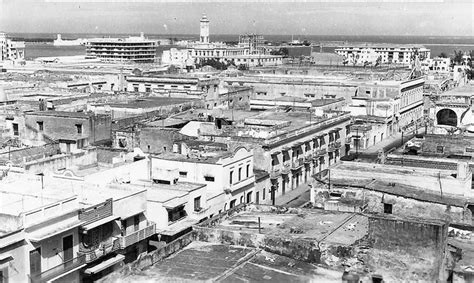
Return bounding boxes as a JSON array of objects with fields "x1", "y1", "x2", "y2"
[
  {"x1": 29, "y1": 218, "x2": 82, "y2": 242},
  {"x1": 0, "y1": 254, "x2": 13, "y2": 265},
  {"x1": 84, "y1": 254, "x2": 125, "y2": 275},
  {"x1": 164, "y1": 198, "x2": 187, "y2": 209},
  {"x1": 81, "y1": 215, "x2": 120, "y2": 233},
  {"x1": 46, "y1": 263, "x2": 86, "y2": 283}
]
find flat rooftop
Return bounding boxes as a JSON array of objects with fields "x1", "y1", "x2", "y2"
[
  {"x1": 437, "y1": 84, "x2": 474, "y2": 96},
  {"x1": 213, "y1": 206, "x2": 368, "y2": 246},
  {"x1": 153, "y1": 149, "x2": 233, "y2": 164},
  {"x1": 25, "y1": 110, "x2": 91, "y2": 119},
  {"x1": 98, "y1": 97, "x2": 196, "y2": 109},
  {"x1": 327, "y1": 162, "x2": 473, "y2": 206},
  {"x1": 114, "y1": 180, "x2": 206, "y2": 203},
  {"x1": 0, "y1": 174, "x2": 144, "y2": 207},
  {"x1": 117, "y1": 241, "x2": 341, "y2": 282}
]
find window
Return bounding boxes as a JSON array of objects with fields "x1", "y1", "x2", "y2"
[
  {"x1": 436, "y1": 146, "x2": 444, "y2": 154},
  {"x1": 75, "y1": 124, "x2": 82, "y2": 134},
  {"x1": 29, "y1": 248, "x2": 41, "y2": 277},
  {"x1": 133, "y1": 84, "x2": 139, "y2": 92},
  {"x1": 62, "y1": 235, "x2": 73, "y2": 263},
  {"x1": 204, "y1": 176, "x2": 215, "y2": 182},
  {"x1": 256, "y1": 192, "x2": 260, "y2": 204},
  {"x1": 263, "y1": 188, "x2": 266, "y2": 200},
  {"x1": 229, "y1": 171, "x2": 233, "y2": 184},
  {"x1": 384, "y1": 203, "x2": 393, "y2": 214},
  {"x1": 194, "y1": 196, "x2": 201, "y2": 211},
  {"x1": 246, "y1": 164, "x2": 250, "y2": 177},
  {"x1": 171, "y1": 85, "x2": 178, "y2": 88},
  {"x1": 179, "y1": 171, "x2": 187, "y2": 177},
  {"x1": 77, "y1": 138, "x2": 84, "y2": 149},
  {"x1": 37, "y1": 121, "x2": 43, "y2": 131},
  {"x1": 230, "y1": 199, "x2": 236, "y2": 208},
  {"x1": 12, "y1": 123, "x2": 18, "y2": 136},
  {"x1": 238, "y1": 168, "x2": 242, "y2": 181},
  {"x1": 145, "y1": 84, "x2": 151, "y2": 93},
  {"x1": 134, "y1": 215, "x2": 140, "y2": 231}
]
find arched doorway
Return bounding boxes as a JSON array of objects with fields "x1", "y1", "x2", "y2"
[{"x1": 436, "y1": 109, "x2": 457, "y2": 127}]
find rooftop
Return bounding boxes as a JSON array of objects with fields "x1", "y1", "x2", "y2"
[
  {"x1": 325, "y1": 162, "x2": 473, "y2": 206},
  {"x1": 336, "y1": 43, "x2": 428, "y2": 49},
  {"x1": 25, "y1": 110, "x2": 91, "y2": 119},
  {"x1": 97, "y1": 97, "x2": 196, "y2": 109},
  {"x1": 116, "y1": 242, "x2": 341, "y2": 282},
  {"x1": 210, "y1": 205, "x2": 368, "y2": 246},
  {"x1": 153, "y1": 149, "x2": 233, "y2": 164}
]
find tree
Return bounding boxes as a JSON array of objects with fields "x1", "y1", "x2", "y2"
[
  {"x1": 439, "y1": 52, "x2": 448, "y2": 58},
  {"x1": 452, "y1": 50, "x2": 464, "y2": 65}
]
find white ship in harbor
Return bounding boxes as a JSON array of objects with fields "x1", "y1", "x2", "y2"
[{"x1": 53, "y1": 34, "x2": 86, "y2": 46}]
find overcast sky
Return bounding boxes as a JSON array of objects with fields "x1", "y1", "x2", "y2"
[{"x1": 1, "y1": 0, "x2": 473, "y2": 36}]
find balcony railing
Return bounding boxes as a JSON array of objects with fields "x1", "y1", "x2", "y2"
[
  {"x1": 345, "y1": 136, "x2": 352, "y2": 144},
  {"x1": 304, "y1": 155, "x2": 312, "y2": 163},
  {"x1": 316, "y1": 148, "x2": 327, "y2": 156},
  {"x1": 281, "y1": 161, "x2": 291, "y2": 174},
  {"x1": 270, "y1": 167, "x2": 281, "y2": 179},
  {"x1": 78, "y1": 238, "x2": 120, "y2": 263},
  {"x1": 193, "y1": 206, "x2": 209, "y2": 216},
  {"x1": 30, "y1": 254, "x2": 86, "y2": 283},
  {"x1": 335, "y1": 141, "x2": 342, "y2": 148},
  {"x1": 292, "y1": 158, "x2": 304, "y2": 169},
  {"x1": 328, "y1": 143, "x2": 336, "y2": 152},
  {"x1": 119, "y1": 222, "x2": 156, "y2": 249}
]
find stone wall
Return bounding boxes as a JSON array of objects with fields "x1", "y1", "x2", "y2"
[
  {"x1": 367, "y1": 215, "x2": 448, "y2": 281},
  {"x1": 97, "y1": 232, "x2": 196, "y2": 282},
  {"x1": 422, "y1": 134, "x2": 474, "y2": 157}
]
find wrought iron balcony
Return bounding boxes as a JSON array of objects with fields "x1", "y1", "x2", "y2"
[
  {"x1": 270, "y1": 167, "x2": 281, "y2": 179},
  {"x1": 317, "y1": 148, "x2": 327, "y2": 156},
  {"x1": 291, "y1": 158, "x2": 304, "y2": 169},
  {"x1": 119, "y1": 222, "x2": 156, "y2": 249},
  {"x1": 335, "y1": 140, "x2": 342, "y2": 148},
  {"x1": 281, "y1": 161, "x2": 291, "y2": 174},
  {"x1": 30, "y1": 254, "x2": 86, "y2": 283},
  {"x1": 78, "y1": 238, "x2": 120, "y2": 263}
]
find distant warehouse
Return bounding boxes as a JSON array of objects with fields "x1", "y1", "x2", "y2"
[{"x1": 86, "y1": 32, "x2": 157, "y2": 63}]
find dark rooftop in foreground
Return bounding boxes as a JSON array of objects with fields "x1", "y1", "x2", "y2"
[{"x1": 115, "y1": 242, "x2": 341, "y2": 282}]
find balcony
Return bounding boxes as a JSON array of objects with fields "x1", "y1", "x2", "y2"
[
  {"x1": 304, "y1": 155, "x2": 312, "y2": 163},
  {"x1": 281, "y1": 161, "x2": 291, "y2": 174},
  {"x1": 335, "y1": 141, "x2": 342, "y2": 148},
  {"x1": 30, "y1": 254, "x2": 86, "y2": 283},
  {"x1": 345, "y1": 136, "x2": 352, "y2": 144},
  {"x1": 119, "y1": 222, "x2": 156, "y2": 249},
  {"x1": 328, "y1": 143, "x2": 336, "y2": 152},
  {"x1": 291, "y1": 158, "x2": 304, "y2": 170},
  {"x1": 193, "y1": 206, "x2": 209, "y2": 217},
  {"x1": 317, "y1": 148, "x2": 327, "y2": 156},
  {"x1": 270, "y1": 167, "x2": 281, "y2": 179},
  {"x1": 78, "y1": 238, "x2": 120, "y2": 263}
]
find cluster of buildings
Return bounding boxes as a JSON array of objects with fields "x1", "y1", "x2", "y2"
[
  {"x1": 161, "y1": 15, "x2": 283, "y2": 68},
  {"x1": 1, "y1": 14, "x2": 474, "y2": 283},
  {"x1": 0, "y1": 32, "x2": 25, "y2": 63}
]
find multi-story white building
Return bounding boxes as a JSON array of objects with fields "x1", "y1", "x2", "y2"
[
  {"x1": 0, "y1": 32, "x2": 25, "y2": 62},
  {"x1": 86, "y1": 33, "x2": 157, "y2": 63},
  {"x1": 162, "y1": 15, "x2": 282, "y2": 68},
  {"x1": 150, "y1": 143, "x2": 256, "y2": 215},
  {"x1": 335, "y1": 44, "x2": 430, "y2": 65}
]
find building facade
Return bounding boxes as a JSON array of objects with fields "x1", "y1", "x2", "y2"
[
  {"x1": 335, "y1": 44, "x2": 431, "y2": 65},
  {"x1": 86, "y1": 33, "x2": 157, "y2": 63},
  {"x1": 0, "y1": 32, "x2": 25, "y2": 62}
]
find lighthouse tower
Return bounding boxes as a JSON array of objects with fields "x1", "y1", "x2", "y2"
[{"x1": 199, "y1": 14, "x2": 210, "y2": 44}]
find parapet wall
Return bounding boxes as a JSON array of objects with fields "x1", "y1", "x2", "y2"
[{"x1": 367, "y1": 215, "x2": 448, "y2": 281}]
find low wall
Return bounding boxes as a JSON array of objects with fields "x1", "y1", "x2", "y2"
[
  {"x1": 23, "y1": 147, "x2": 98, "y2": 174},
  {"x1": 98, "y1": 232, "x2": 196, "y2": 282},
  {"x1": 194, "y1": 204, "x2": 321, "y2": 263}
]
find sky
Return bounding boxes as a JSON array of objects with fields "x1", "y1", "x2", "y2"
[{"x1": 0, "y1": 0, "x2": 473, "y2": 36}]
